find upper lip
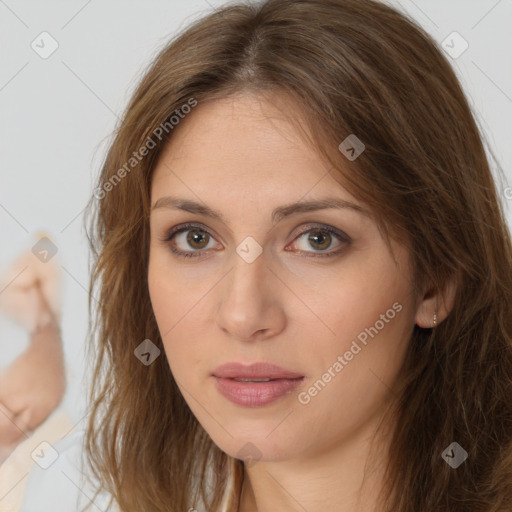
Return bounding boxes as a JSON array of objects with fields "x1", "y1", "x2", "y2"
[{"x1": 212, "y1": 362, "x2": 304, "y2": 379}]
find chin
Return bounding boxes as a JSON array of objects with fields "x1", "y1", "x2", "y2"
[{"x1": 203, "y1": 420, "x2": 302, "y2": 464}]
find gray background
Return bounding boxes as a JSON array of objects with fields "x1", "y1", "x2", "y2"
[{"x1": 1, "y1": 0, "x2": 511, "y2": 430}]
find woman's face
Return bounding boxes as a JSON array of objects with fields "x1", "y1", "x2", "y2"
[{"x1": 148, "y1": 92, "x2": 420, "y2": 463}]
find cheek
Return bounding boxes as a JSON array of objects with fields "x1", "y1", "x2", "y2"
[
  {"x1": 147, "y1": 258, "x2": 210, "y2": 381},
  {"x1": 148, "y1": 258, "x2": 184, "y2": 364},
  {"x1": 284, "y1": 246, "x2": 412, "y2": 344},
  {"x1": 147, "y1": 249, "x2": 201, "y2": 334},
  {"x1": 294, "y1": 290, "x2": 413, "y2": 446},
  {"x1": 293, "y1": 247, "x2": 415, "y2": 397}
]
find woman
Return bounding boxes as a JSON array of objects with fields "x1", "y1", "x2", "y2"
[{"x1": 82, "y1": 0, "x2": 512, "y2": 510}]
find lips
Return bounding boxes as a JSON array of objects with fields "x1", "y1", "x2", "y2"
[
  {"x1": 212, "y1": 362, "x2": 304, "y2": 380},
  {"x1": 212, "y1": 362, "x2": 305, "y2": 407}
]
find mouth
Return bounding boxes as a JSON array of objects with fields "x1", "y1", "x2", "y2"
[
  {"x1": 211, "y1": 362, "x2": 305, "y2": 407},
  {"x1": 230, "y1": 377, "x2": 283, "y2": 382}
]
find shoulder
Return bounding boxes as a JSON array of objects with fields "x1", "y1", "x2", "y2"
[{"x1": 21, "y1": 430, "x2": 119, "y2": 512}]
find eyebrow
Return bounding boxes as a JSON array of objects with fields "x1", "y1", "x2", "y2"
[{"x1": 151, "y1": 195, "x2": 368, "y2": 224}]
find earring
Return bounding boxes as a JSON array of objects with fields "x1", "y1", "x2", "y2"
[{"x1": 433, "y1": 311, "x2": 437, "y2": 327}]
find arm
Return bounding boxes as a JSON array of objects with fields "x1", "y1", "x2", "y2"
[{"x1": 0, "y1": 281, "x2": 66, "y2": 453}]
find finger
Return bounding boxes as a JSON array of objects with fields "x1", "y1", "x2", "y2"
[
  {"x1": 0, "y1": 401, "x2": 15, "y2": 420},
  {"x1": 0, "y1": 402, "x2": 32, "y2": 434},
  {"x1": 0, "y1": 404, "x2": 27, "y2": 444},
  {"x1": 16, "y1": 408, "x2": 33, "y2": 432}
]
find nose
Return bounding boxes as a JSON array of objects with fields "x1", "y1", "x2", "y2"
[{"x1": 215, "y1": 249, "x2": 286, "y2": 343}]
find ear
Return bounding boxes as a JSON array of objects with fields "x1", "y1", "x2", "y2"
[{"x1": 414, "y1": 273, "x2": 457, "y2": 328}]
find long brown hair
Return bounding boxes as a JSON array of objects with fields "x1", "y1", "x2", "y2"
[{"x1": 83, "y1": 0, "x2": 512, "y2": 510}]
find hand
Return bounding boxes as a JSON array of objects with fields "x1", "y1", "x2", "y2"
[
  {"x1": 0, "y1": 238, "x2": 65, "y2": 458},
  {"x1": 0, "y1": 320, "x2": 66, "y2": 452},
  {"x1": 0, "y1": 237, "x2": 61, "y2": 331}
]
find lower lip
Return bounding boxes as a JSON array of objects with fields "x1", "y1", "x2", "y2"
[{"x1": 213, "y1": 376, "x2": 304, "y2": 407}]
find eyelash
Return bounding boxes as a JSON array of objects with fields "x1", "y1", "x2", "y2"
[{"x1": 161, "y1": 222, "x2": 351, "y2": 259}]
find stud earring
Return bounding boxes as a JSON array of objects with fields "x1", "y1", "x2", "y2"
[{"x1": 433, "y1": 310, "x2": 437, "y2": 327}]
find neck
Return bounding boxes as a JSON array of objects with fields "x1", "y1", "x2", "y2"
[{"x1": 237, "y1": 405, "x2": 394, "y2": 512}]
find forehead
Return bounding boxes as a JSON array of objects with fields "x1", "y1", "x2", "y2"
[{"x1": 151, "y1": 92, "x2": 348, "y2": 201}]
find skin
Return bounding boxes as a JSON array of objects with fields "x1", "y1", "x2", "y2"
[
  {"x1": 0, "y1": 261, "x2": 65, "y2": 461},
  {"x1": 148, "y1": 92, "x2": 454, "y2": 512}
]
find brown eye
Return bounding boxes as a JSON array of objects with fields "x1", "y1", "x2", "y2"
[
  {"x1": 307, "y1": 230, "x2": 333, "y2": 251},
  {"x1": 164, "y1": 223, "x2": 220, "y2": 258},
  {"x1": 185, "y1": 229, "x2": 210, "y2": 249},
  {"x1": 288, "y1": 225, "x2": 351, "y2": 258}
]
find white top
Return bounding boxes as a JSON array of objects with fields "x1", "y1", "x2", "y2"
[{"x1": 20, "y1": 430, "x2": 119, "y2": 512}]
